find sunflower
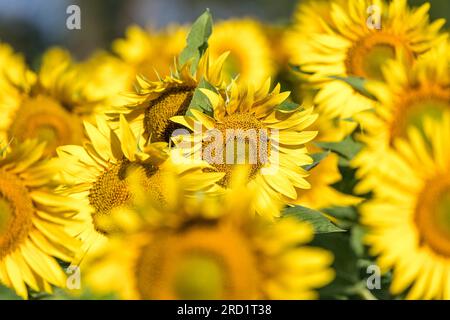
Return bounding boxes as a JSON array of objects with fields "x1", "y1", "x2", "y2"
[
  {"x1": 106, "y1": 51, "x2": 228, "y2": 143},
  {"x1": 361, "y1": 112, "x2": 450, "y2": 299},
  {"x1": 171, "y1": 79, "x2": 317, "y2": 218},
  {"x1": 353, "y1": 40, "x2": 450, "y2": 193},
  {"x1": 208, "y1": 19, "x2": 274, "y2": 85},
  {"x1": 285, "y1": 0, "x2": 446, "y2": 119},
  {"x1": 0, "y1": 45, "x2": 83, "y2": 157},
  {"x1": 113, "y1": 25, "x2": 188, "y2": 83},
  {"x1": 83, "y1": 168, "x2": 334, "y2": 299},
  {"x1": 0, "y1": 44, "x2": 131, "y2": 156},
  {"x1": 56, "y1": 115, "x2": 224, "y2": 251},
  {"x1": 0, "y1": 139, "x2": 80, "y2": 299}
]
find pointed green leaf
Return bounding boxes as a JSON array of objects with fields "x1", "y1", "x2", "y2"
[
  {"x1": 179, "y1": 10, "x2": 213, "y2": 75},
  {"x1": 282, "y1": 205, "x2": 345, "y2": 234}
]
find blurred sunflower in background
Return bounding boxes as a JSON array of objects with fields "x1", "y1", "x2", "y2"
[
  {"x1": 208, "y1": 19, "x2": 274, "y2": 85},
  {"x1": 361, "y1": 113, "x2": 450, "y2": 299},
  {"x1": 286, "y1": 0, "x2": 446, "y2": 119},
  {"x1": 83, "y1": 168, "x2": 334, "y2": 299},
  {"x1": 354, "y1": 40, "x2": 450, "y2": 193},
  {"x1": 0, "y1": 45, "x2": 83, "y2": 156},
  {"x1": 113, "y1": 19, "x2": 274, "y2": 87},
  {"x1": 0, "y1": 140, "x2": 79, "y2": 299}
]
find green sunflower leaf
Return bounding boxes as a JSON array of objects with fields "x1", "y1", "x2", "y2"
[
  {"x1": 289, "y1": 64, "x2": 315, "y2": 75},
  {"x1": 330, "y1": 75, "x2": 377, "y2": 101},
  {"x1": 312, "y1": 232, "x2": 360, "y2": 299},
  {"x1": 186, "y1": 78, "x2": 216, "y2": 117},
  {"x1": 315, "y1": 135, "x2": 363, "y2": 161},
  {"x1": 179, "y1": 9, "x2": 213, "y2": 75},
  {"x1": 282, "y1": 205, "x2": 345, "y2": 234},
  {"x1": 302, "y1": 151, "x2": 329, "y2": 171},
  {"x1": 276, "y1": 100, "x2": 300, "y2": 112}
]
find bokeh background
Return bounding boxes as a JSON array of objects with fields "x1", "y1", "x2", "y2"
[{"x1": 0, "y1": 0, "x2": 449, "y2": 66}]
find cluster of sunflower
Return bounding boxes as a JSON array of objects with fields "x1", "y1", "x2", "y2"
[{"x1": 0, "y1": 0, "x2": 449, "y2": 300}]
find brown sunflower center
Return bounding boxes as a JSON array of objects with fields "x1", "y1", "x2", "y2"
[
  {"x1": 204, "y1": 113, "x2": 270, "y2": 187},
  {"x1": 8, "y1": 95, "x2": 83, "y2": 156},
  {"x1": 134, "y1": 223, "x2": 258, "y2": 299},
  {"x1": 390, "y1": 86, "x2": 450, "y2": 142},
  {"x1": 0, "y1": 169, "x2": 34, "y2": 259},
  {"x1": 415, "y1": 175, "x2": 450, "y2": 257},
  {"x1": 88, "y1": 160, "x2": 163, "y2": 234},
  {"x1": 144, "y1": 87, "x2": 194, "y2": 142},
  {"x1": 345, "y1": 32, "x2": 413, "y2": 81}
]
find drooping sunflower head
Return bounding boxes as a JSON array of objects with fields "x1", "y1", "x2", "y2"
[
  {"x1": 171, "y1": 79, "x2": 318, "y2": 217},
  {"x1": 57, "y1": 115, "x2": 223, "y2": 245},
  {"x1": 106, "y1": 50, "x2": 229, "y2": 143},
  {"x1": 0, "y1": 139, "x2": 80, "y2": 299},
  {"x1": 83, "y1": 169, "x2": 335, "y2": 300},
  {"x1": 113, "y1": 24, "x2": 188, "y2": 82},
  {"x1": 353, "y1": 39, "x2": 450, "y2": 193},
  {"x1": 286, "y1": 0, "x2": 446, "y2": 119},
  {"x1": 208, "y1": 19, "x2": 274, "y2": 85},
  {"x1": 361, "y1": 112, "x2": 450, "y2": 299}
]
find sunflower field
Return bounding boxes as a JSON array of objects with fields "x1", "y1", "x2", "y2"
[{"x1": 0, "y1": 0, "x2": 450, "y2": 301}]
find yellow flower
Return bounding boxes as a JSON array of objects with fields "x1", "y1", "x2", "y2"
[
  {"x1": 172, "y1": 79, "x2": 318, "y2": 218},
  {"x1": 353, "y1": 40, "x2": 450, "y2": 193},
  {"x1": 0, "y1": 44, "x2": 131, "y2": 156},
  {"x1": 56, "y1": 115, "x2": 224, "y2": 251},
  {"x1": 0, "y1": 44, "x2": 83, "y2": 157},
  {"x1": 285, "y1": 0, "x2": 446, "y2": 119},
  {"x1": 107, "y1": 51, "x2": 228, "y2": 143},
  {"x1": 0, "y1": 140, "x2": 80, "y2": 299},
  {"x1": 209, "y1": 19, "x2": 274, "y2": 85},
  {"x1": 70, "y1": 51, "x2": 135, "y2": 119},
  {"x1": 293, "y1": 92, "x2": 361, "y2": 210},
  {"x1": 83, "y1": 169, "x2": 334, "y2": 299},
  {"x1": 264, "y1": 24, "x2": 290, "y2": 73},
  {"x1": 113, "y1": 25, "x2": 188, "y2": 83},
  {"x1": 295, "y1": 151, "x2": 361, "y2": 210},
  {"x1": 361, "y1": 112, "x2": 450, "y2": 299}
]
